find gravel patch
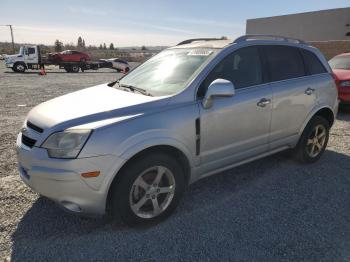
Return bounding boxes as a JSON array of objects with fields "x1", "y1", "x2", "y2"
[{"x1": 1, "y1": 63, "x2": 350, "y2": 261}]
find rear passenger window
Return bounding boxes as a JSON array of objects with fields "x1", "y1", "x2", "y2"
[
  {"x1": 198, "y1": 46, "x2": 263, "y2": 97},
  {"x1": 264, "y1": 46, "x2": 305, "y2": 82},
  {"x1": 300, "y1": 49, "x2": 327, "y2": 75}
]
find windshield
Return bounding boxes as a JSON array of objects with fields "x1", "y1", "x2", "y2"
[
  {"x1": 119, "y1": 48, "x2": 216, "y2": 96},
  {"x1": 329, "y1": 55, "x2": 350, "y2": 70}
]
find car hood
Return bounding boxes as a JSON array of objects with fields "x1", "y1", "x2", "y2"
[
  {"x1": 333, "y1": 69, "x2": 350, "y2": 81},
  {"x1": 27, "y1": 83, "x2": 169, "y2": 130}
]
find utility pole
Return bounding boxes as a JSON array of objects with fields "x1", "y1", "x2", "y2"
[
  {"x1": 0, "y1": 25, "x2": 15, "y2": 53},
  {"x1": 8, "y1": 25, "x2": 15, "y2": 53}
]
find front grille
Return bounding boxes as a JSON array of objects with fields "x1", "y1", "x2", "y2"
[
  {"x1": 27, "y1": 121, "x2": 44, "y2": 133},
  {"x1": 22, "y1": 134, "x2": 36, "y2": 148}
]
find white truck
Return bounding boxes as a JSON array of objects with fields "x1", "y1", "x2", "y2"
[{"x1": 4, "y1": 45, "x2": 115, "y2": 73}]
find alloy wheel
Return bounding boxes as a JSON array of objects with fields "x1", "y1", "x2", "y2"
[
  {"x1": 306, "y1": 124, "x2": 327, "y2": 158},
  {"x1": 16, "y1": 64, "x2": 25, "y2": 72},
  {"x1": 129, "y1": 166, "x2": 176, "y2": 219}
]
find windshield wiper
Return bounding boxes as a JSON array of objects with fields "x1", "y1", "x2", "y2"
[
  {"x1": 107, "y1": 80, "x2": 119, "y2": 87},
  {"x1": 119, "y1": 84, "x2": 153, "y2": 97}
]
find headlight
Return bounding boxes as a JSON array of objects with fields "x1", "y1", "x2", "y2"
[
  {"x1": 41, "y1": 129, "x2": 91, "y2": 158},
  {"x1": 340, "y1": 81, "x2": 350, "y2": 87}
]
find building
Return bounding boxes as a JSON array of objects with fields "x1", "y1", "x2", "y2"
[{"x1": 246, "y1": 7, "x2": 350, "y2": 59}]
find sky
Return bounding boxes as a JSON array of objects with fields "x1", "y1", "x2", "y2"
[{"x1": 0, "y1": 0, "x2": 349, "y2": 47}]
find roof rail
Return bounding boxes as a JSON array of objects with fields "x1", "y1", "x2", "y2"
[
  {"x1": 233, "y1": 35, "x2": 306, "y2": 44},
  {"x1": 177, "y1": 38, "x2": 226, "y2": 46}
]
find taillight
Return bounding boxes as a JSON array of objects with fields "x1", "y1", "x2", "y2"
[{"x1": 331, "y1": 73, "x2": 339, "y2": 88}]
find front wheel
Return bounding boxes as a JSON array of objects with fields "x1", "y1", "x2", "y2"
[
  {"x1": 14, "y1": 63, "x2": 26, "y2": 73},
  {"x1": 111, "y1": 153, "x2": 185, "y2": 226},
  {"x1": 294, "y1": 116, "x2": 330, "y2": 163},
  {"x1": 71, "y1": 65, "x2": 80, "y2": 73}
]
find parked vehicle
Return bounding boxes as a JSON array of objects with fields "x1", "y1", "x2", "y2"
[
  {"x1": 4, "y1": 46, "x2": 115, "y2": 73},
  {"x1": 329, "y1": 52, "x2": 350, "y2": 105},
  {"x1": 0, "y1": 54, "x2": 6, "y2": 60},
  {"x1": 16, "y1": 35, "x2": 338, "y2": 226},
  {"x1": 48, "y1": 50, "x2": 91, "y2": 63},
  {"x1": 99, "y1": 58, "x2": 130, "y2": 72}
]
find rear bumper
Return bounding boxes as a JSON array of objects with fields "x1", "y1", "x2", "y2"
[{"x1": 16, "y1": 133, "x2": 125, "y2": 216}]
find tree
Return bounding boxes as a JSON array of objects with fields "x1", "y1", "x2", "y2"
[
  {"x1": 65, "y1": 42, "x2": 75, "y2": 50},
  {"x1": 109, "y1": 43, "x2": 114, "y2": 50},
  {"x1": 141, "y1": 45, "x2": 147, "y2": 51},
  {"x1": 99, "y1": 44, "x2": 103, "y2": 49},
  {"x1": 77, "y1": 36, "x2": 84, "y2": 49},
  {"x1": 103, "y1": 43, "x2": 107, "y2": 49},
  {"x1": 82, "y1": 39, "x2": 86, "y2": 48},
  {"x1": 54, "y1": 39, "x2": 63, "y2": 52}
]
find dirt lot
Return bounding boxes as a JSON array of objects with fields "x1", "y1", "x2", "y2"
[{"x1": 1, "y1": 62, "x2": 350, "y2": 261}]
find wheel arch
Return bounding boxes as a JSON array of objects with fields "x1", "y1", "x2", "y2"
[
  {"x1": 298, "y1": 106, "x2": 335, "y2": 139},
  {"x1": 105, "y1": 144, "x2": 192, "y2": 213},
  {"x1": 314, "y1": 107, "x2": 335, "y2": 127},
  {"x1": 13, "y1": 61, "x2": 27, "y2": 69}
]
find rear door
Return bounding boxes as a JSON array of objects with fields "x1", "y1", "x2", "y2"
[
  {"x1": 198, "y1": 46, "x2": 272, "y2": 174},
  {"x1": 263, "y1": 45, "x2": 316, "y2": 149}
]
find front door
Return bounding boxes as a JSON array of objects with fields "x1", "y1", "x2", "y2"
[{"x1": 198, "y1": 46, "x2": 272, "y2": 175}]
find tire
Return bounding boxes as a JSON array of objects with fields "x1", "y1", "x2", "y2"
[
  {"x1": 14, "y1": 62, "x2": 26, "y2": 73},
  {"x1": 64, "y1": 66, "x2": 72, "y2": 73},
  {"x1": 110, "y1": 153, "x2": 185, "y2": 226},
  {"x1": 71, "y1": 65, "x2": 80, "y2": 73},
  {"x1": 125, "y1": 67, "x2": 130, "y2": 73},
  {"x1": 294, "y1": 116, "x2": 330, "y2": 163}
]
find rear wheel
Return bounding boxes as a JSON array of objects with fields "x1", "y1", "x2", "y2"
[
  {"x1": 110, "y1": 153, "x2": 185, "y2": 226},
  {"x1": 294, "y1": 116, "x2": 330, "y2": 163}
]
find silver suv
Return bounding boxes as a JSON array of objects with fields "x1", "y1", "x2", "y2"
[{"x1": 17, "y1": 35, "x2": 338, "y2": 225}]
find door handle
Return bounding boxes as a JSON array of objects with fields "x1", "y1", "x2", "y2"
[
  {"x1": 257, "y1": 98, "x2": 271, "y2": 107},
  {"x1": 305, "y1": 87, "x2": 315, "y2": 95}
]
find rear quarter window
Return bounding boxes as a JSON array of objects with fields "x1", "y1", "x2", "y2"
[
  {"x1": 264, "y1": 46, "x2": 305, "y2": 82},
  {"x1": 300, "y1": 49, "x2": 327, "y2": 75}
]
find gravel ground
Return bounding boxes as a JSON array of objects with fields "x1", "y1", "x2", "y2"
[{"x1": 1, "y1": 62, "x2": 350, "y2": 261}]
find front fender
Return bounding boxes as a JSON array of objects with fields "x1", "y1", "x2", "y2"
[{"x1": 118, "y1": 132, "x2": 197, "y2": 167}]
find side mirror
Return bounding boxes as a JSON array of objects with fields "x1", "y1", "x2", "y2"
[{"x1": 202, "y1": 79, "x2": 235, "y2": 109}]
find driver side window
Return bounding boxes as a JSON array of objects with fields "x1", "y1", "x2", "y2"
[{"x1": 198, "y1": 46, "x2": 263, "y2": 98}]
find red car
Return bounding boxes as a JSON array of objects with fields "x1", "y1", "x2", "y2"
[
  {"x1": 329, "y1": 52, "x2": 350, "y2": 105},
  {"x1": 48, "y1": 50, "x2": 91, "y2": 63}
]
